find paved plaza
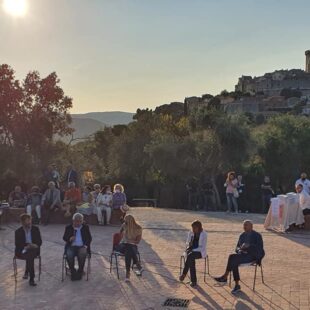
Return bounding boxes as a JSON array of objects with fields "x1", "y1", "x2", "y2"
[{"x1": 0, "y1": 207, "x2": 309, "y2": 310}]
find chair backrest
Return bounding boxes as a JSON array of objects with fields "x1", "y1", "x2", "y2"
[{"x1": 112, "y1": 233, "x2": 123, "y2": 250}]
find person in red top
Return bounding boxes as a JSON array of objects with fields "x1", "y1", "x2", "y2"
[{"x1": 63, "y1": 182, "x2": 82, "y2": 217}]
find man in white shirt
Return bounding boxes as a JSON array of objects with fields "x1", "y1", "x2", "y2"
[
  {"x1": 296, "y1": 184, "x2": 310, "y2": 216},
  {"x1": 295, "y1": 172, "x2": 310, "y2": 194}
]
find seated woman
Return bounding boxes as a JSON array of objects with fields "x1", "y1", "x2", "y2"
[
  {"x1": 76, "y1": 186, "x2": 94, "y2": 216},
  {"x1": 96, "y1": 185, "x2": 113, "y2": 225},
  {"x1": 179, "y1": 220, "x2": 207, "y2": 287},
  {"x1": 114, "y1": 214, "x2": 143, "y2": 282},
  {"x1": 112, "y1": 184, "x2": 127, "y2": 210}
]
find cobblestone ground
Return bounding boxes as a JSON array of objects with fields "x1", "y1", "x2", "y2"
[{"x1": 0, "y1": 208, "x2": 309, "y2": 310}]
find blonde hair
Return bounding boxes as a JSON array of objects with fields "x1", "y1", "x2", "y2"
[
  {"x1": 114, "y1": 183, "x2": 124, "y2": 193},
  {"x1": 124, "y1": 215, "x2": 142, "y2": 240}
]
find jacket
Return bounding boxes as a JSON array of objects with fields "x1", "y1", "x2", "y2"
[
  {"x1": 186, "y1": 230, "x2": 207, "y2": 258},
  {"x1": 15, "y1": 226, "x2": 42, "y2": 256},
  {"x1": 236, "y1": 230, "x2": 265, "y2": 263},
  {"x1": 63, "y1": 224, "x2": 92, "y2": 255},
  {"x1": 42, "y1": 188, "x2": 62, "y2": 207}
]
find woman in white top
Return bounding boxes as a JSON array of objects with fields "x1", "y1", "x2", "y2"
[
  {"x1": 96, "y1": 185, "x2": 113, "y2": 225},
  {"x1": 179, "y1": 220, "x2": 207, "y2": 287}
]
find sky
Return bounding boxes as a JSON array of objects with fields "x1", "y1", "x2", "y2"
[{"x1": 1, "y1": 0, "x2": 310, "y2": 113}]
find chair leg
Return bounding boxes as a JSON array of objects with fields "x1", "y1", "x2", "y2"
[
  {"x1": 86, "y1": 257, "x2": 90, "y2": 281},
  {"x1": 260, "y1": 265, "x2": 265, "y2": 284},
  {"x1": 13, "y1": 257, "x2": 17, "y2": 282},
  {"x1": 115, "y1": 254, "x2": 120, "y2": 280},
  {"x1": 253, "y1": 264, "x2": 257, "y2": 291},
  {"x1": 207, "y1": 255, "x2": 210, "y2": 275},
  {"x1": 229, "y1": 271, "x2": 232, "y2": 287},
  {"x1": 61, "y1": 257, "x2": 65, "y2": 282},
  {"x1": 38, "y1": 256, "x2": 41, "y2": 281},
  {"x1": 179, "y1": 256, "x2": 183, "y2": 276},
  {"x1": 109, "y1": 254, "x2": 113, "y2": 274},
  {"x1": 204, "y1": 257, "x2": 207, "y2": 283}
]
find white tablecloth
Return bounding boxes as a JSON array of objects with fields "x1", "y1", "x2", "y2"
[{"x1": 264, "y1": 193, "x2": 304, "y2": 232}]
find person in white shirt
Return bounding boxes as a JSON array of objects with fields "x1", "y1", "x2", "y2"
[
  {"x1": 296, "y1": 184, "x2": 310, "y2": 216},
  {"x1": 179, "y1": 220, "x2": 207, "y2": 287},
  {"x1": 295, "y1": 172, "x2": 310, "y2": 194},
  {"x1": 95, "y1": 185, "x2": 113, "y2": 225}
]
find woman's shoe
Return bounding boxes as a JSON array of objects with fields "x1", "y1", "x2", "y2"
[{"x1": 125, "y1": 272, "x2": 130, "y2": 282}]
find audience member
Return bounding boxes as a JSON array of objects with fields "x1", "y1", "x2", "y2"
[
  {"x1": 8, "y1": 185, "x2": 27, "y2": 208},
  {"x1": 65, "y1": 164, "x2": 78, "y2": 187},
  {"x1": 295, "y1": 172, "x2": 310, "y2": 194},
  {"x1": 179, "y1": 220, "x2": 207, "y2": 287},
  {"x1": 95, "y1": 185, "x2": 113, "y2": 225},
  {"x1": 115, "y1": 214, "x2": 143, "y2": 282},
  {"x1": 63, "y1": 182, "x2": 81, "y2": 218},
  {"x1": 26, "y1": 186, "x2": 42, "y2": 224},
  {"x1": 15, "y1": 214, "x2": 42, "y2": 286},
  {"x1": 63, "y1": 213, "x2": 92, "y2": 281},
  {"x1": 41, "y1": 181, "x2": 62, "y2": 225},
  {"x1": 224, "y1": 172, "x2": 239, "y2": 214},
  {"x1": 77, "y1": 186, "x2": 94, "y2": 215},
  {"x1": 112, "y1": 184, "x2": 127, "y2": 210},
  {"x1": 214, "y1": 220, "x2": 265, "y2": 294},
  {"x1": 296, "y1": 184, "x2": 310, "y2": 216},
  {"x1": 261, "y1": 176, "x2": 274, "y2": 213}
]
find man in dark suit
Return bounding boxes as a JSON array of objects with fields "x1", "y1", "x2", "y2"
[
  {"x1": 63, "y1": 213, "x2": 92, "y2": 281},
  {"x1": 65, "y1": 164, "x2": 78, "y2": 187},
  {"x1": 214, "y1": 220, "x2": 265, "y2": 294},
  {"x1": 15, "y1": 214, "x2": 42, "y2": 286}
]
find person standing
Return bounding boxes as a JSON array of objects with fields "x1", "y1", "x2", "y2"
[
  {"x1": 261, "y1": 176, "x2": 274, "y2": 213},
  {"x1": 224, "y1": 172, "x2": 239, "y2": 214},
  {"x1": 295, "y1": 172, "x2": 310, "y2": 194},
  {"x1": 15, "y1": 214, "x2": 42, "y2": 286},
  {"x1": 296, "y1": 184, "x2": 310, "y2": 216},
  {"x1": 63, "y1": 213, "x2": 92, "y2": 281},
  {"x1": 237, "y1": 175, "x2": 246, "y2": 213},
  {"x1": 65, "y1": 164, "x2": 78, "y2": 187},
  {"x1": 179, "y1": 220, "x2": 207, "y2": 287}
]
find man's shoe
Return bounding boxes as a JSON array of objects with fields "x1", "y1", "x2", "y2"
[
  {"x1": 214, "y1": 276, "x2": 227, "y2": 283},
  {"x1": 125, "y1": 272, "x2": 130, "y2": 282},
  {"x1": 189, "y1": 282, "x2": 197, "y2": 288},
  {"x1": 29, "y1": 280, "x2": 37, "y2": 287},
  {"x1": 231, "y1": 284, "x2": 241, "y2": 294},
  {"x1": 179, "y1": 274, "x2": 186, "y2": 282},
  {"x1": 23, "y1": 272, "x2": 28, "y2": 280}
]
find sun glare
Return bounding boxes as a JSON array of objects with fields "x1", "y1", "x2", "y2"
[{"x1": 3, "y1": 0, "x2": 27, "y2": 17}]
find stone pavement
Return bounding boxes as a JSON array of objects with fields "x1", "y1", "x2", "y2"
[{"x1": 0, "y1": 208, "x2": 309, "y2": 310}]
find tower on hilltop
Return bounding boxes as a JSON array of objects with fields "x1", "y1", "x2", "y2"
[{"x1": 305, "y1": 50, "x2": 310, "y2": 73}]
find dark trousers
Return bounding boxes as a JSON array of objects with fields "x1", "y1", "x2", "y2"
[
  {"x1": 66, "y1": 246, "x2": 87, "y2": 273},
  {"x1": 262, "y1": 194, "x2": 272, "y2": 213},
  {"x1": 115, "y1": 243, "x2": 139, "y2": 272},
  {"x1": 225, "y1": 253, "x2": 254, "y2": 281},
  {"x1": 42, "y1": 204, "x2": 60, "y2": 224},
  {"x1": 18, "y1": 248, "x2": 39, "y2": 281},
  {"x1": 182, "y1": 251, "x2": 202, "y2": 283},
  {"x1": 303, "y1": 209, "x2": 310, "y2": 215}
]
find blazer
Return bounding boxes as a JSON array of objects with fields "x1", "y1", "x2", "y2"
[
  {"x1": 63, "y1": 224, "x2": 92, "y2": 255},
  {"x1": 186, "y1": 230, "x2": 207, "y2": 258},
  {"x1": 236, "y1": 230, "x2": 265, "y2": 263},
  {"x1": 15, "y1": 226, "x2": 42, "y2": 256},
  {"x1": 42, "y1": 188, "x2": 62, "y2": 206}
]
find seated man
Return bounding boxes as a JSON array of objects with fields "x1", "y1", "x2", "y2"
[
  {"x1": 63, "y1": 182, "x2": 82, "y2": 218},
  {"x1": 9, "y1": 185, "x2": 27, "y2": 208},
  {"x1": 15, "y1": 214, "x2": 42, "y2": 286},
  {"x1": 296, "y1": 184, "x2": 310, "y2": 216},
  {"x1": 41, "y1": 181, "x2": 62, "y2": 225},
  {"x1": 214, "y1": 220, "x2": 265, "y2": 294},
  {"x1": 63, "y1": 213, "x2": 92, "y2": 281},
  {"x1": 26, "y1": 186, "x2": 43, "y2": 224}
]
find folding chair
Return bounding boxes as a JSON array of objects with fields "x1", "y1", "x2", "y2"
[
  {"x1": 61, "y1": 252, "x2": 91, "y2": 281},
  {"x1": 109, "y1": 233, "x2": 141, "y2": 279},
  {"x1": 13, "y1": 255, "x2": 41, "y2": 282},
  {"x1": 229, "y1": 260, "x2": 265, "y2": 291},
  {"x1": 179, "y1": 253, "x2": 210, "y2": 283}
]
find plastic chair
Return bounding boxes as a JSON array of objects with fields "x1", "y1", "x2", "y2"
[
  {"x1": 109, "y1": 232, "x2": 141, "y2": 279},
  {"x1": 61, "y1": 251, "x2": 91, "y2": 281},
  {"x1": 228, "y1": 260, "x2": 265, "y2": 291},
  {"x1": 179, "y1": 253, "x2": 210, "y2": 283},
  {"x1": 13, "y1": 255, "x2": 41, "y2": 282}
]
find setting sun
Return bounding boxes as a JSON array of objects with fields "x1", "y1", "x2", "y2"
[{"x1": 3, "y1": 0, "x2": 27, "y2": 17}]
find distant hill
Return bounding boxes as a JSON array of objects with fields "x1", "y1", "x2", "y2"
[{"x1": 72, "y1": 111, "x2": 134, "y2": 127}]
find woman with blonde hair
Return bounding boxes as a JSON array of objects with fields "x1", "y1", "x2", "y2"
[
  {"x1": 115, "y1": 214, "x2": 143, "y2": 281},
  {"x1": 112, "y1": 183, "x2": 127, "y2": 210}
]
